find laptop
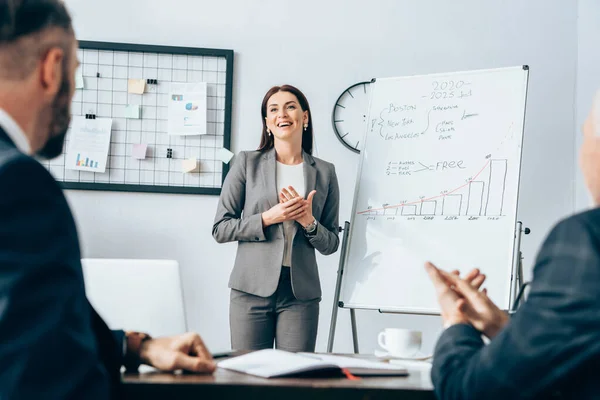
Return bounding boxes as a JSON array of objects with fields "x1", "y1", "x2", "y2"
[{"x1": 81, "y1": 258, "x2": 188, "y2": 337}]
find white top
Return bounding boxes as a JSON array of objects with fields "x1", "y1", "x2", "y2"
[
  {"x1": 276, "y1": 161, "x2": 305, "y2": 267},
  {"x1": 0, "y1": 108, "x2": 31, "y2": 154}
]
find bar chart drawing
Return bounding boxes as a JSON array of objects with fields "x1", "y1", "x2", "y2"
[
  {"x1": 358, "y1": 158, "x2": 509, "y2": 218},
  {"x1": 485, "y1": 159, "x2": 508, "y2": 216},
  {"x1": 383, "y1": 206, "x2": 397, "y2": 216},
  {"x1": 401, "y1": 205, "x2": 417, "y2": 216},
  {"x1": 420, "y1": 201, "x2": 437, "y2": 215},
  {"x1": 442, "y1": 194, "x2": 462, "y2": 216},
  {"x1": 466, "y1": 181, "x2": 485, "y2": 216}
]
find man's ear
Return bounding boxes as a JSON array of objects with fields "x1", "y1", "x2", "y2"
[{"x1": 39, "y1": 47, "x2": 64, "y2": 98}]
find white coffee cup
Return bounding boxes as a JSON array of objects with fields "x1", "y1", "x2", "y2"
[{"x1": 377, "y1": 328, "x2": 422, "y2": 358}]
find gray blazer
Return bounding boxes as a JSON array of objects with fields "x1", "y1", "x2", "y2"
[{"x1": 212, "y1": 148, "x2": 340, "y2": 300}]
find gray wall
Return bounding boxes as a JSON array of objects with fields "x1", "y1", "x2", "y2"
[{"x1": 63, "y1": 0, "x2": 578, "y2": 355}]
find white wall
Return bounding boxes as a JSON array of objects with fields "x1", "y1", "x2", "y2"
[
  {"x1": 63, "y1": 0, "x2": 577, "y2": 355},
  {"x1": 575, "y1": 0, "x2": 600, "y2": 211}
]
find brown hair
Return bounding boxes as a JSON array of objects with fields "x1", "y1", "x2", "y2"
[
  {"x1": 0, "y1": 0, "x2": 74, "y2": 79},
  {"x1": 258, "y1": 84, "x2": 313, "y2": 154}
]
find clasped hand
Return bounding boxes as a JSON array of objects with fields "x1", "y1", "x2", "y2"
[
  {"x1": 425, "y1": 262, "x2": 509, "y2": 339},
  {"x1": 261, "y1": 186, "x2": 316, "y2": 228}
]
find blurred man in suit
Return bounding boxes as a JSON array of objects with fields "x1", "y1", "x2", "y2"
[
  {"x1": 0, "y1": 1, "x2": 215, "y2": 398},
  {"x1": 426, "y1": 93, "x2": 600, "y2": 399}
]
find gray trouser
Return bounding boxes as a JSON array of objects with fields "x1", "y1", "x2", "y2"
[{"x1": 229, "y1": 267, "x2": 320, "y2": 352}]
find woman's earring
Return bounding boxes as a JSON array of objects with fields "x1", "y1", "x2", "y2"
[
  {"x1": 267, "y1": 128, "x2": 271, "y2": 136},
  {"x1": 304, "y1": 124, "x2": 308, "y2": 132}
]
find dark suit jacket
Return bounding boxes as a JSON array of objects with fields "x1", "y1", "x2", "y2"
[
  {"x1": 432, "y1": 208, "x2": 600, "y2": 399},
  {"x1": 0, "y1": 128, "x2": 124, "y2": 399},
  {"x1": 213, "y1": 148, "x2": 340, "y2": 300}
]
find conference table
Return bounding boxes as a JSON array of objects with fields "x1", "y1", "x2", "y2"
[{"x1": 122, "y1": 353, "x2": 435, "y2": 400}]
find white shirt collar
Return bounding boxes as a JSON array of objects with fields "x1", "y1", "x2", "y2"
[{"x1": 0, "y1": 108, "x2": 32, "y2": 155}]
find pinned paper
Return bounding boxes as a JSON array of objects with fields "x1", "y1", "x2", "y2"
[
  {"x1": 125, "y1": 104, "x2": 141, "y2": 119},
  {"x1": 128, "y1": 79, "x2": 146, "y2": 94},
  {"x1": 132, "y1": 143, "x2": 147, "y2": 160},
  {"x1": 75, "y1": 66, "x2": 84, "y2": 89},
  {"x1": 168, "y1": 82, "x2": 207, "y2": 135},
  {"x1": 216, "y1": 148, "x2": 234, "y2": 164},
  {"x1": 65, "y1": 116, "x2": 112, "y2": 173},
  {"x1": 182, "y1": 158, "x2": 200, "y2": 173}
]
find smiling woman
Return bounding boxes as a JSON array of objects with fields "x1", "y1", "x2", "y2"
[
  {"x1": 258, "y1": 85, "x2": 314, "y2": 155},
  {"x1": 212, "y1": 84, "x2": 341, "y2": 353}
]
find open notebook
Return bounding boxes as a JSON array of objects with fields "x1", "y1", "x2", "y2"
[{"x1": 217, "y1": 349, "x2": 409, "y2": 378}]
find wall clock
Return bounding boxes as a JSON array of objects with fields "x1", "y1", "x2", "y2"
[{"x1": 331, "y1": 80, "x2": 373, "y2": 154}]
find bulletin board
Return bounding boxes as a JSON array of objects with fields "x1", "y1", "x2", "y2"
[{"x1": 42, "y1": 40, "x2": 234, "y2": 195}]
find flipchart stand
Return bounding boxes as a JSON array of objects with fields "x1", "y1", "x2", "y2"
[
  {"x1": 326, "y1": 221, "x2": 530, "y2": 353},
  {"x1": 510, "y1": 222, "x2": 531, "y2": 312}
]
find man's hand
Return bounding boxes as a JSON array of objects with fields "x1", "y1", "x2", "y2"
[
  {"x1": 450, "y1": 268, "x2": 487, "y2": 290},
  {"x1": 439, "y1": 270, "x2": 509, "y2": 339},
  {"x1": 138, "y1": 332, "x2": 216, "y2": 373},
  {"x1": 424, "y1": 262, "x2": 469, "y2": 328}
]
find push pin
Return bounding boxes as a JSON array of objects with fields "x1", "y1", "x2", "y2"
[
  {"x1": 96, "y1": 72, "x2": 100, "y2": 78},
  {"x1": 166, "y1": 148, "x2": 173, "y2": 159}
]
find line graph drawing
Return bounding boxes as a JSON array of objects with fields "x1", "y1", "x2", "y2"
[{"x1": 359, "y1": 157, "x2": 508, "y2": 218}]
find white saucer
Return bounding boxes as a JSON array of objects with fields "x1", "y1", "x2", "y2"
[{"x1": 374, "y1": 349, "x2": 433, "y2": 361}]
